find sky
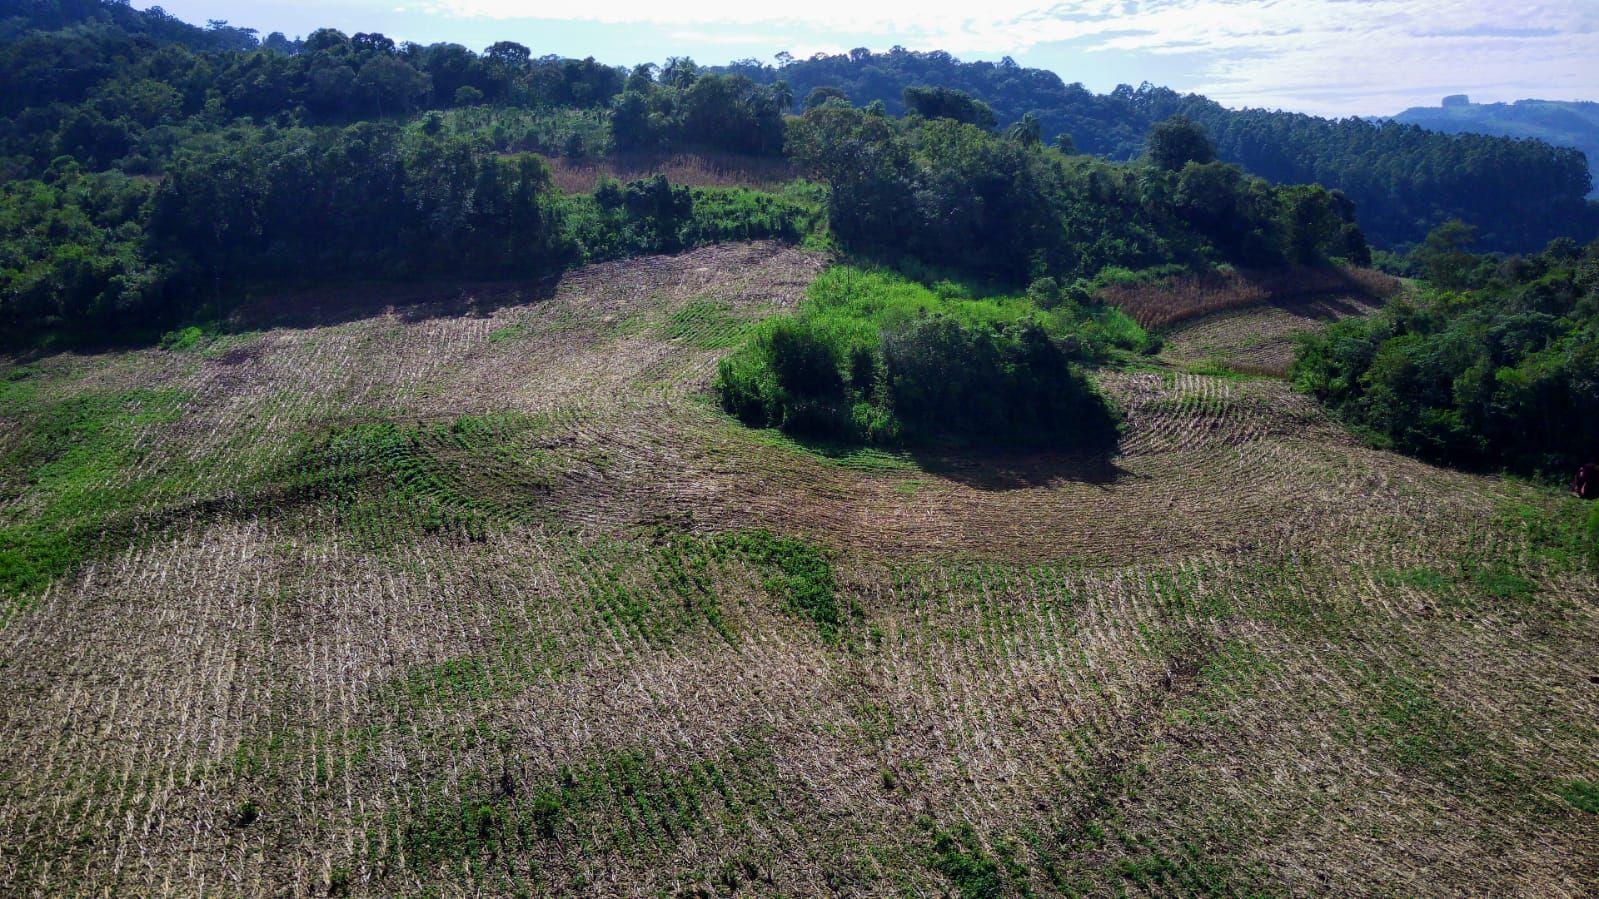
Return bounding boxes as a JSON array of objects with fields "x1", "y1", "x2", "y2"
[{"x1": 136, "y1": 1, "x2": 1599, "y2": 117}]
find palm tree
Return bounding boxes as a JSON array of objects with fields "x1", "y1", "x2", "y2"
[
  {"x1": 1006, "y1": 113, "x2": 1042, "y2": 146},
  {"x1": 770, "y1": 79, "x2": 794, "y2": 112}
]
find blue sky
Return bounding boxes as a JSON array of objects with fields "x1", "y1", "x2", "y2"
[{"x1": 137, "y1": 1, "x2": 1597, "y2": 116}]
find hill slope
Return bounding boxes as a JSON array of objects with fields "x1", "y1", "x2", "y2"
[
  {"x1": 1392, "y1": 97, "x2": 1599, "y2": 198},
  {"x1": 2, "y1": 245, "x2": 1595, "y2": 895}
]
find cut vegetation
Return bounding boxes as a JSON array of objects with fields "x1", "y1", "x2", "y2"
[{"x1": 2, "y1": 243, "x2": 1595, "y2": 897}]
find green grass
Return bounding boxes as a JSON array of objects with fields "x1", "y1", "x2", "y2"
[
  {"x1": 717, "y1": 530, "x2": 843, "y2": 641},
  {"x1": 1353, "y1": 670, "x2": 1524, "y2": 794},
  {"x1": 796, "y1": 264, "x2": 1149, "y2": 356},
  {"x1": 0, "y1": 386, "x2": 187, "y2": 613},
  {"x1": 392, "y1": 657, "x2": 500, "y2": 705},
  {"x1": 1377, "y1": 565, "x2": 1453, "y2": 593},
  {"x1": 159, "y1": 325, "x2": 209, "y2": 351},
  {"x1": 923, "y1": 821, "x2": 1007, "y2": 899},
  {"x1": 657, "y1": 298, "x2": 755, "y2": 349},
  {"x1": 392, "y1": 736, "x2": 780, "y2": 874},
  {"x1": 364, "y1": 527, "x2": 838, "y2": 716},
  {"x1": 736, "y1": 423, "x2": 921, "y2": 472},
  {"x1": 275, "y1": 412, "x2": 559, "y2": 547},
  {"x1": 1557, "y1": 779, "x2": 1599, "y2": 814},
  {"x1": 1497, "y1": 495, "x2": 1599, "y2": 574}
]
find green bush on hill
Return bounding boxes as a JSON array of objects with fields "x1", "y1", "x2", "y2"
[
  {"x1": 786, "y1": 103, "x2": 1365, "y2": 284},
  {"x1": 716, "y1": 265, "x2": 1131, "y2": 447},
  {"x1": 1293, "y1": 236, "x2": 1599, "y2": 475}
]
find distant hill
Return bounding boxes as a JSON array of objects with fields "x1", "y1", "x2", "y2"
[
  {"x1": 0, "y1": 0, "x2": 260, "y2": 50},
  {"x1": 726, "y1": 50, "x2": 1599, "y2": 251},
  {"x1": 1391, "y1": 96, "x2": 1599, "y2": 198}
]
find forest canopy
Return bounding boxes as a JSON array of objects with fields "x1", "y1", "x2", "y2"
[
  {"x1": 1293, "y1": 231, "x2": 1599, "y2": 476},
  {"x1": 0, "y1": 0, "x2": 1376, "y2": 346},
  {"x1": 726, "y1": 48, "x2": 1599, "y2": 252}
]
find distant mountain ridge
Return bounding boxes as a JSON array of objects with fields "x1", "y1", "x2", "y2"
[{"x1": 1390, "y1": 97, "x2": 1599, "y2": 198}]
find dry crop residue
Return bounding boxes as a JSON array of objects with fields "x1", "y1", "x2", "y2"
[
  {"x1": 1161, "y1": 291, "x2": 1389, "y2": 376},
  {"x1": 1, "y1": 242, "x2": 1594, "y2": 897}
]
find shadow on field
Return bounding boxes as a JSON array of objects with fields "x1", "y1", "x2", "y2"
[
  {"x1": 230, "y1": 274, "x2": 562, "y2": 332},
  {"x1": 774, "y1": 424, "x2": 1129, "y2": 492},
  {"x1": 1270, "y1": 293, "x2": 1377, "y2": 323},
  {"x1": 909, "y1": 446, "x2": 1127, "y2": 491}
]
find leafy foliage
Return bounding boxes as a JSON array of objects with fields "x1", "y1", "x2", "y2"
[
  {"x1": 148, "y1": 123, "x2": 563, "y2": 281},
  {"x1": 902, "y1": 86, "x2": 995, "y2": 129},
  {"x1": 610, "y1": 68, "x2": 787, "y2": 156},
  {"x1": 728, "y1": 49, "x2": 1599, "y2": 251},
  {"x1": 1392, "y1": 97, "x2": 1599, "y2": 200},
  {"x1": 787, "y1": 103, "x2": 1364, "y2": 282},
  {"x1": 1293, "y1": 237, "x2": 1599, "y2": 474},
  {"x1": 716, "y1": 265, "x2": 1129, "y2": 447},
  {"x1": 559, "y1": 177, "x2": 818, "y2": 263},
  {"x1": 0, "y1": 163, "x2": 168, "y2": 335},
  {"x1": 1146, "y1": 115, "x2": 1216, "y2": 171}
]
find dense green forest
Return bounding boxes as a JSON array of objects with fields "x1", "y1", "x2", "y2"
[
  {"x1": 0, "y1": 1, "x2": 812, "y2": 339},
  {"x1": 726, "y1": 49, "x2": 1599, "y2": 252},
  {"x1": 1393, "y1": 96, "x2": 1599, "y2": 199},
  {"x1": 4, "y1": 2, "x2": 1594, "y2": 259},
  {"x1": 1293, "y1": 231, "x2": 1599, "y2": 476}
]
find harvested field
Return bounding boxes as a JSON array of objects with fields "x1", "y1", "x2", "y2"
[
  {"x1": 2, "y1": 242, "x2": 1595, "y2": 897},
  {"x1": 1161, "y1": 291, "x2": 1388, "y2": 376}
]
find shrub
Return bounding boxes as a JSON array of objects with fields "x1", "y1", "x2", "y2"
[
  {"x1": 883, "y1": 316, "x2": 1116, "y2": 446},
  {"x1": 1292, "y1": 239, "x2": 1599, "y2": 475},
  {"x1": 716, "y1": 265, "x2": 1123, "y2": 448}
]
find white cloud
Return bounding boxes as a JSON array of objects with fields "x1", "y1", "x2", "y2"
[{"x1": 414, "y1": 0, "x2": 1598, "y2": 113}]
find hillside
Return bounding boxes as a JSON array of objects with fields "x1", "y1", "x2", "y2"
[
  {"x1": 2, "y1": 244, "x2": 1596, "y2": 895},
  {"x1": 1392, "y1": 97, "x2": 1599, "y2": 198},
  {"x1": 731, "y1": 50, "x2": 1599, "y2": 251},
  {"x1": 2, "y1": 2, "x2": 1598, "y2": 894}
]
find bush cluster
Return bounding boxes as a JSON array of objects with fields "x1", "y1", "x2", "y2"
[
  {"x1": 1293, "y1": 237, "x2": 1599, "y2": 475},
  {"x1": 717, "y1": 266, "x2": 1127, "y2": 447},
  {"x1": 786, "y1": 104, "x2": 1366, "y2": 284}
]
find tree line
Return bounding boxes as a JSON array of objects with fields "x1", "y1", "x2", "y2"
[
  {"x1": 0, "y1": 124, "x2": 811, "y2": 340},
  {"x1": 787, "y1": 103, "x2": 1364, "y2": 284},
  {"x1": 1294, "y1": 228, "x2": 1599, "y2": 476},
  {"x1": 0, "y1": 0, "x2": 787, "y2": 180},
  {"x1": 725, "y1": 48, "x2": 1599, "y2": 252}
]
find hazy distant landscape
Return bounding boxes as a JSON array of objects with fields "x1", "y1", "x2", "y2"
[{"x1": 2, "y1": 1, "x2": 1596, "y2": 896}]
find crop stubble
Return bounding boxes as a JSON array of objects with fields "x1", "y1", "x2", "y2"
[{"x1": 0, "y1": 243, "x2": 1594, "y2": 896}]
